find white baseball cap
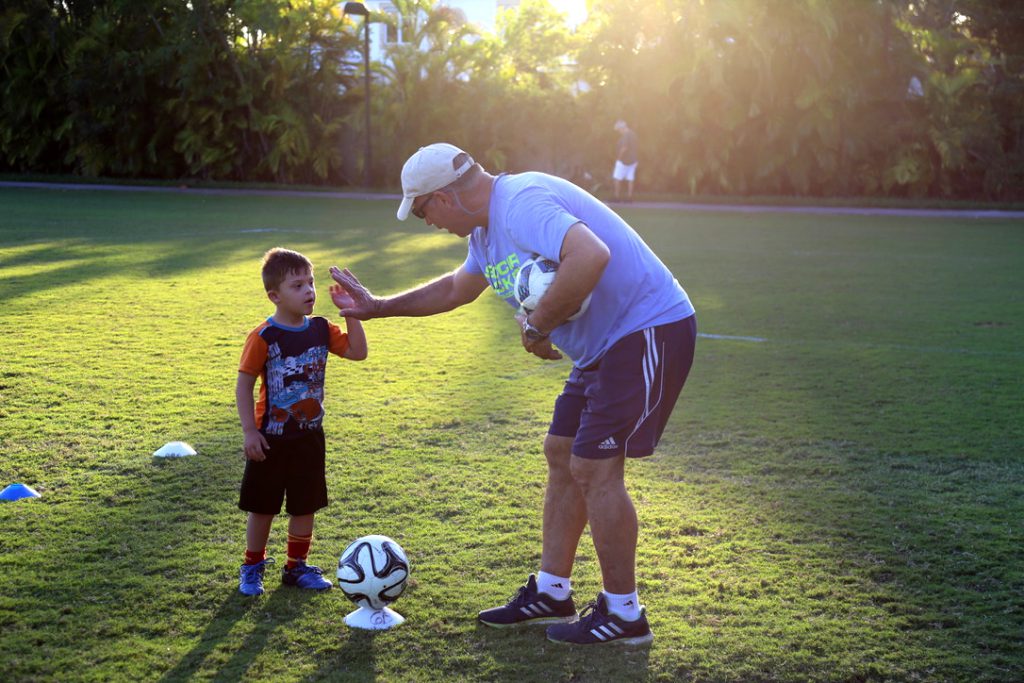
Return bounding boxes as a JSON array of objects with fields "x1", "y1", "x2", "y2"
[{"x1": 397, "y1": 143, "x2": 474, "y2": 220}]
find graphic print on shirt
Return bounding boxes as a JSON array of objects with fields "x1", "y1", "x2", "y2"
[
  {"x1": 483, "y1": 252, "x2": 522, "y2": 301},
  {"x1": 264, "y1": 341, "x2": 329, "y2": 435}
]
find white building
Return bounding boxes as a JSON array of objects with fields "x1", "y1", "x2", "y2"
[{"x1": 355, "y1": 0, "x2": 586, "y2": 62}]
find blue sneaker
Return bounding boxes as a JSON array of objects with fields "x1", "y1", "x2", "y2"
[
  {"x1": 478, "y1": 574, "x2": 577, "y2": 628},
  {"x1": 546, "y1": 593, "x2": 654, "y2": 646},
  {"x1": 281, "y1": 561, "x2": 333, "y2": 590},
  {"x1": 239, "y1": 558, "x2": 275, "y2": 596}
]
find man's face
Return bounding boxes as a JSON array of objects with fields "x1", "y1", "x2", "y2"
[{"x1": 410, "y1": 190, "x2": 475, "y2": 238}]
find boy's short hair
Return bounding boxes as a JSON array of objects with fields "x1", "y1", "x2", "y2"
[{"x1": 262, "y1": 248, "x2": 313, "y2": 291}]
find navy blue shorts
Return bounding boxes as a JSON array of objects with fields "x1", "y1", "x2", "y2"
[
  {"x1": 550, "y1": 315, "x2": 696, "y2": 459},
  {"x1": 238, "y1": 429, "x2": 329, "y2": 516}
]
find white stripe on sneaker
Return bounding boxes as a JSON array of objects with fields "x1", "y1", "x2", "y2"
[
  {"x1": 591, "y1": 622, "x2": 625, "y2": 641},
  {"x1": 520, "y1": 602, "x2": 553, "y2": 617}
]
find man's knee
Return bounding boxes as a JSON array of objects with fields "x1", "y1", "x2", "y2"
[
  {"x1": 569, "y1": 455, "x2": 624, "y2": 496},
  {"x1": 545, "y1": 434, "x2": 574, "y2": 480}
]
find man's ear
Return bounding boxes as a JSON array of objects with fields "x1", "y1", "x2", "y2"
[{"x1": 267, "y1": 289, "x2": 280, "y2": 304}]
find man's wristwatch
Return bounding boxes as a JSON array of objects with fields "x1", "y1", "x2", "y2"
[{"x1": 521, "y1": 317, "x2": 549, "y2": 344}]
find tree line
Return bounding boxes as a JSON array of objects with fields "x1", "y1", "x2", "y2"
[{"x1": 2, "y1": 0, "x2": 1022, "y2": 199}]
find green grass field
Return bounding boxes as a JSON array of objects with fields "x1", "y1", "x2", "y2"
[{"x1": 1, "y1": 186, "x2": 1022, "y2": 682}]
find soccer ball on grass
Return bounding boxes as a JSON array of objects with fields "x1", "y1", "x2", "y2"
[{"x1": 337, "y1": 534, "x2": 409, "y2": 629}]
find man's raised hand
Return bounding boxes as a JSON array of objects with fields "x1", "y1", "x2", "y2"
[{"x1": 329, "y1": 266, "x2": 381, "y2": 319}]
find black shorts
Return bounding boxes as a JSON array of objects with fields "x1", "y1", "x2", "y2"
[
  {"x1": 550, "y1": 315, "x2": 696, "y2": 459},
  {"x1": 238, "y1": 429, "x2": 329, "y2": 516}
]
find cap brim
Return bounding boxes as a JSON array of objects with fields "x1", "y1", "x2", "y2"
[{"x1": 397, "y1": 196, "x2": 414, "y2": 221}]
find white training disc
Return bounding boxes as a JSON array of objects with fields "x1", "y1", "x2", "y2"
[{"x1": 153, "y1": 441, "x2": 197, "y2": 457}]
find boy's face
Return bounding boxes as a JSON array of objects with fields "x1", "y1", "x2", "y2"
[{"x1": 268, "y1": 268, "x2": 316, "y2": 316}]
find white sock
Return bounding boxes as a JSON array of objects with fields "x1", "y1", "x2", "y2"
[
  {"x1": 536, "y1": 571, "x2": 571, "y2": 601},
  {"x1": 603, "y1": 590, "x2": 641, "y2": 621}
]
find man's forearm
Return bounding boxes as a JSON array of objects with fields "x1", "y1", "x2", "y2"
[{"x1": 378, "y1": 273, "x2": 461, "y2": 317}]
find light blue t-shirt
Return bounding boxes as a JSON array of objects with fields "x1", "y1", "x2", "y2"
[{"x1": 463, "y1": 172, "x2": 694, "y2": 368}]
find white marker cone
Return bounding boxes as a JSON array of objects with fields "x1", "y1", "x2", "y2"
[{"x1": 153, "y1": 441, "x2": 197, "y2": 457}]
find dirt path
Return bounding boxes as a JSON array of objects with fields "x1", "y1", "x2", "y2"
[{"x1": 3, "y1": 181, "x2": 1023, "y2": 219}]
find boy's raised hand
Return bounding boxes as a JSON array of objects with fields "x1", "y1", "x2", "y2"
[
  {"x1": 329, "y1": 266, "x2": 381, "y2": 319},
  {"x1": 330, "y1": 283, "x2": 355, "y2": 311}
]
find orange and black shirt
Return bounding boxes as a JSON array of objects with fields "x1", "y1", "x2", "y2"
[{"x1": 239, "y1": 316, "x2": 349, "y2": 438}]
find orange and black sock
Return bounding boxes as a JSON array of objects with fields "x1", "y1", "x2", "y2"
[
  {"x1": 286, "y1": 533, "x2": 312, "y2": 569},
  {"x1": 244, "y1": 548, "x2": 266, "y2": 565}
]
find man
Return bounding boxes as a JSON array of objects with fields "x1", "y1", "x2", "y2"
[
  {"x1": 613, "y1": 120, "x2": 639, "y2": 202},
  {"x1": 330, "y1": 142, "x2": 696, "y2": 646}
]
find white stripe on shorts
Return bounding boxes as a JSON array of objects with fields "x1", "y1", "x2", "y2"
[{"x1": 624, "y1": 328, "x2": 665, "y2": 457}]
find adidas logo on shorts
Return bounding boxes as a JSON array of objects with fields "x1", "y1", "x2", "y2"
[{"x1": 598, "y1": 436, "x2": 618, "y2": 450}]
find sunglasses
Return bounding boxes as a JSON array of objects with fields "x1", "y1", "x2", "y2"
[{"x1": 411, "y1": 193, "x2": 437, "y2": 219}]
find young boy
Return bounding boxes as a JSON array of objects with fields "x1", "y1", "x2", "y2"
[{"x1": 235, "y1": 247, "x2": 367, "y2": 596}]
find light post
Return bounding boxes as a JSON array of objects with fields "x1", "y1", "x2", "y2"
[{"x1": 343, "y1": 2, "x2": 371, "y2": 187}]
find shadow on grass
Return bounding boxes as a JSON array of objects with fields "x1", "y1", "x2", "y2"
[
  {"x1": 0, "y1": 190, "x2": 467, "y2": 304},
  {"x1": 0, "y1": 239, "x2": 251, "y2": 306},
  {"x1": 646, "y1": 432, "x2": 1024, "y2": 680},
  {"x1": 469, "y1": 623, "x2": 652, "y2": 681},
  {"x1": 156, "y1": 590, "x2": 301, "y2": 683},
  {"x1": 305, "y1": 627, "x2": 380, "y2": 683}
]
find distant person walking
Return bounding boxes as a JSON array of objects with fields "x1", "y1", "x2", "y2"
[{"x1": 612, "y1": 120, "x2": 638, "y2": 203}]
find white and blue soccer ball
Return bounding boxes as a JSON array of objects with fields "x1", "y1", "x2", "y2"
[
  {"x1": 514, "y1": 256, "x2": 591, "y2": 321},
  {"x1": 337, "y1": 535, "x2": 409, "y2": 610}
]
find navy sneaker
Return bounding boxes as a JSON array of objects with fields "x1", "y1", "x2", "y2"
[
  {"x1": 478, "y1": 574, "x2": 577, "y2": 628},
  {"x1": 546, "y1": 593, "x2": 654, "y2": 646},
  {"x1": 281, "y1": 561, "x2": 333, "y2": 590},
  {"x1": 239, "y1": 558, "x2": 275, "y2": 596}
]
